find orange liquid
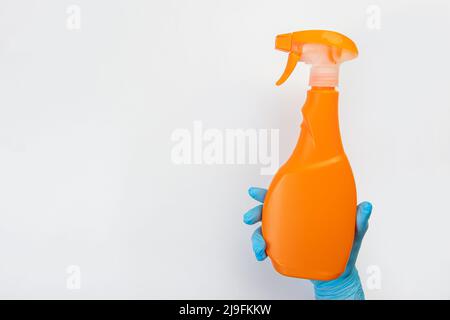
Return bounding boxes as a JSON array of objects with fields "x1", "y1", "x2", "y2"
[{"x1": 262, "y1": 87, "x2": 356, "y2": 280}]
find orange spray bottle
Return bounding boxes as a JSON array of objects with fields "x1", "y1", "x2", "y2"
[{"x1": 261, "y1": 30, "x2": 359, "y2": 280}]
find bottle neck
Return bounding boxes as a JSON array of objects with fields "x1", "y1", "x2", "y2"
[
  {"x1": 292, "y1": 87, "x2": 343, "y2": 162},
  {"x1": 311, "y1": 86, "x2": 336, "y2": 91},
  {"x1": 309, "y1": 65, "x2": 340, "y2": 87}
]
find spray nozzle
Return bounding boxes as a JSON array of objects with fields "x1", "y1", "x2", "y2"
[{"x1": 275, "y1": 30, "x2": 358, "y2": 87}]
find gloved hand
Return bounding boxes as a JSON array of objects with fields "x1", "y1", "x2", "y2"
[{"x1": 243, "y1": 187, "x2": 373, "y2": 300}]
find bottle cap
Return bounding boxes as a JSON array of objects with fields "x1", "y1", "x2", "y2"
[{"x1": 275, "y1": 30, "x2": 358, "y2": 87}]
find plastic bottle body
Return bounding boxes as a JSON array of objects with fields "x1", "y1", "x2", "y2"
[{"x1": 261, "y1": 87, "x2": 356, "y2": 280}]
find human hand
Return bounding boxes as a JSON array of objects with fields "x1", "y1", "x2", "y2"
[{"x1": 243, "y1": 187, "x2": 373, "y2": 300}]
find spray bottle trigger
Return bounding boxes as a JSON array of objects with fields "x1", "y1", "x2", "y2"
[{"x1": 276, "y1": 51, "x2": 301, "y2": 86}]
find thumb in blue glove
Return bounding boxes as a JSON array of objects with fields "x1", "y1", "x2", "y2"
[{"x1": 243, "y1": 187, "x2": 373, "y2": 300}]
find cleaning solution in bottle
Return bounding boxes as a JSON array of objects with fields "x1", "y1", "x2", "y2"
[{"x1": 261, "y1": 30, "x2": 359, "y2": 280}]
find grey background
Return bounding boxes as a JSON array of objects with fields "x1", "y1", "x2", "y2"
[{"x1": 0, "y1": 0, "x2": 449, "y2": 299}]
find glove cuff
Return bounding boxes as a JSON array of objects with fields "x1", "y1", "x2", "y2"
[{"x1": 313, "y1": 268, "x2": 365, "y2": 300}]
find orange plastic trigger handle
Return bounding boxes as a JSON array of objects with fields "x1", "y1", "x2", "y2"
[
  {"x1": 275, "y1": 33, "x2": 300, "y2": 86},
  {"x1": 276, "y1": 52, "x2": 301, "y2": 86}
]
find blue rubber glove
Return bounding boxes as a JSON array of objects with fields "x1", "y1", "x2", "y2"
[{"x1": 243, "y1": 187, "x2": 373, "y2": 300}]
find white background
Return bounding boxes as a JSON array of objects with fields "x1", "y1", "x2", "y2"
[{"x1": 0, "y1": 0, "x2": 449, "y2": 299}]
